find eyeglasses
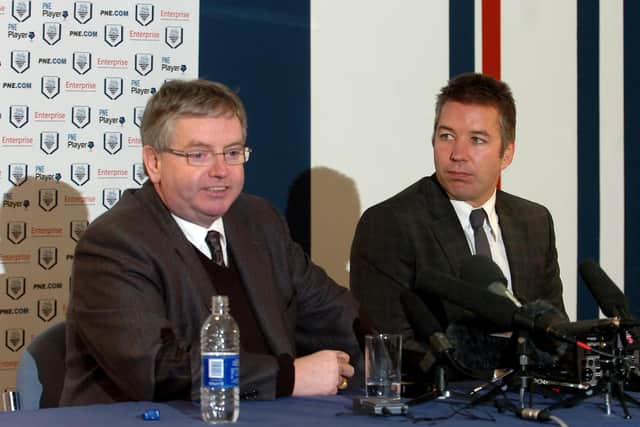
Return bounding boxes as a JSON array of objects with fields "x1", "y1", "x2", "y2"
[{"x1": 164, "y1": 146, "x2": 252, "y2": 166}]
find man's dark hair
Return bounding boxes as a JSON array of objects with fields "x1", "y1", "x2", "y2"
[{"x1": 433, "y1": 73, "x2": 516, "y2": 155}]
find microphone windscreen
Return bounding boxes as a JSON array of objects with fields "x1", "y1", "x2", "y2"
[
  {"x1": 460, "y1": 255, "x2": 507, "y2": 286},
  {"x1": 520, "y1": 299, "x2": 568, "y2": 325},
  {"x1": 415, "y1": 265, "x2": 516, "y2": 329},
  {"x1": 579, "y1": 260, "x2": 629, "y2": 318}
]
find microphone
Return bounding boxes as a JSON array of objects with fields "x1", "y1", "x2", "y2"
[
  {"x1": 579, "y1": 260, "x2": 637, "y2": 323},
  {"x1": 579, "y1": 260, "x2": 640, "y2": 344},
  {"x1": 400, "y1": 291, "x2": 453, "y2": 356},
  {"x1": 414, "y1": 260, "x2": 577, "y2": 345},
  {"x1": 459, "y1": 254, "x2": 522, "y2": 307},
  {"x1": 488, "y1": 282, "x2": 522, "y2": 307},
  {"x1": 400, "y1": 290, "x2": 494, "y2": 382}
]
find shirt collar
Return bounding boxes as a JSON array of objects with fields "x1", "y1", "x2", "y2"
[
  {"x1": 450, "y1": 191, "x2": 499, "y2": 240},
  {"x1": 171, "y1": 214, "x2": 227, "y2": 258}
]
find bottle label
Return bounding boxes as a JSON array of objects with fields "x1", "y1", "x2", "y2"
[{"x1": 202, "y1": 352, "x2": 239, "y2": 389}]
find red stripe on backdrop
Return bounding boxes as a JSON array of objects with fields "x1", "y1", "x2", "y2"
[
  {"x1": 482, "y1": 0, "x2": 501, "y2": 188},
  {"x1": 482, "y1": 0, "x2": 501, "y2": 79}
]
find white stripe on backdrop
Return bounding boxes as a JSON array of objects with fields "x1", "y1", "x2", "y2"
[{"x1": 598, "y1": 1, "x2": 625, "y2": 305}]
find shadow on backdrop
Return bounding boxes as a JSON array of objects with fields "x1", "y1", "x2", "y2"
[
  {"x1": 286, "y1": 167, "x2": 361, "y2": 288},
  {"x1": 1, "y1": 176, "x2": 89, "y2": 404}
]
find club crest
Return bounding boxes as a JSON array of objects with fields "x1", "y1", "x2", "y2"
[
  {"x1": 38, "y1": 298, "x2": 57, "y2": 321},
  {"x1": 71, "y1": 105, "x2": 91, "y2": 128},
  {"x1": 132, "y1": 163, "x2": 147, "y2": 185},
  {"x1": 70, "y1": 163, "x2": 90, "y2": 186},
  {"x1": 102, "y1": 188, "x2": 121, "y2": 210},
  {"x1": 5, "y1": 329, "x2": 25, "y2": 352},
  {"x1": 103, "y1": 132, "x2": 123, "y2": 154},
  {"x1": 40, "y1": 131, "x2": 60, "y2": 154},
  {"x1": 6, "y1": 277, "x2": 26, "y2": 300},
  {"x1": 42, "y1": 22, "x2": 62, "y2": 45},
  {"x1": 104, "y1": 77, "x2": 123, "y2": 100},
  {"x1": 38, "y1": 247, "x2": 58, "y2": 270},
  {"x1": 10, "y1": 50, "x2": 31, "y2": 73},
  {"x1": 134, "y1": 106, "x2": 145, "y2": 128},
  {"x1": 9, "y1": 105, "x2": 29, "y2": 128},
  {"x1": 8, "y1": 163, "x2": 28, "y2": 186},
  {"x1": 7, "y1": 221, "x2": 26, "y2": 244},
  {"x1": 104, "y1": 24, "x2": 124, "y2": 47},
  {"x1": 11, "y1": 1, "x2": 31, "y2": 22},
  {"x1": 70, "y1": 220, "x2": 88, "y2": 242},
  {"x1": 72, "y1": 51, "x2": 92, "y2": 75},
  {"x1": 41, "y1": 75, "x2": 61, "y2": 99},
  {"x1": 74, "y1": 1, "x2": 93, "y2": 24},
  {"x1": 39, "y1": 188, "x2": 58, "y2": 211},
  {"x1": 135, "y1": 4, "x2": 154, "y2": 26},
  {"x1": 135, "y1": 53, "x2": 153, "y2": 76}
]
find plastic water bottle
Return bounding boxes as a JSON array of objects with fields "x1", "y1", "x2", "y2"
[{"x1": 201, "y1": 295, "x2": 240, "y2": 423}]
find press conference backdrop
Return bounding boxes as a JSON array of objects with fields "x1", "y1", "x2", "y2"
[
  {"x1": 1, "y1": 0, "x2": 638, "y2": 403},
  {"x1": 198, "y1": 1, "x2": 637, "y2": 325},
  {"x1": 0, "y1": 0, "x2": 199, "y2": 393}
]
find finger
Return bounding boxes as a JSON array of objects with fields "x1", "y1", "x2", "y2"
[
  {"x1": 335, "y1": 351, "x2": 350, "y2": 363},
  {"x1": 339, "y1": 363, "x2": 355, "y2": 378}
]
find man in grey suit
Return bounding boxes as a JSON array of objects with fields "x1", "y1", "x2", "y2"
[
  {"x1": 61, "y1": 79, "x2": 361, "y2": 406},
  {"x1": 350, "y1": 73, "x2": 567, "y2": 383}
]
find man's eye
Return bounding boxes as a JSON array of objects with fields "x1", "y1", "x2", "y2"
[
  {"x1": 439, "y1": 133, "x2": 454, "y2": 141},
  {"x1": 188, "y1": 151, "x2": 206, "y2": 159},
  {"x1": 225, "y1": 149, "x2": 242, "y2": 157},
  {"x1": 471, "y1": 137, "x2": 486, "y2": 144}
]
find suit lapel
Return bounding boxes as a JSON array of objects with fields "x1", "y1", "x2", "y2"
[
  {"x1": 223, "y1": 208, "x2": 295, "y2": 355},
  {"x1": 140, "y1": 182, "x2": 214, "y2": 312},
  {"x1": 426, "y1": 177, "x2": 471, "y2": 273},
  {"x1": 495, "y1": 194, "x2": 525, "y2": 295}
]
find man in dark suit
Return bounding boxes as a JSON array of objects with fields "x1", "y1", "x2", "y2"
[
  {"x1": 350, "y1": 73, "x2": 566, "y2": 382},
  {"x1": 61, "y1": 79, "x2": 361, "y2": 406}
]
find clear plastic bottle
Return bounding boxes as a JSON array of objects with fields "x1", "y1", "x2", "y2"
[{"x1": 201, "y1": 295, "x2": 240, "y2": 423}]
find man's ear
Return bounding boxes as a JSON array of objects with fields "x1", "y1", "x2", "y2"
[
  {"x1": 501, "y1": 141, "x2": 515, "y2": 170},
  {"x1": 142, "y1": 146, "x2": 161, "y2": 183}
]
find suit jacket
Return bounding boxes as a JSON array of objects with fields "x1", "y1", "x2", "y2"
[
  {"x1": 350, "y1": 174, "x2": 566, "y2": 359},
  {"x1": 60, "y1": 181, "x2": 362, "y2": 406}
]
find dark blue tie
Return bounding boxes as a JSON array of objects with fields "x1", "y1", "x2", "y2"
[{"x1": 470, "y1": 209, "x2": 491, "y2": 258}]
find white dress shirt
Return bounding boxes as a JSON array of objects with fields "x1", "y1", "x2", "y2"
[
  {"x1": 172, "y1": 215, "x2": 228, "y2": 266},
  {"x1": 449, "y1": 192, "x2": 513, "y2": 291}
]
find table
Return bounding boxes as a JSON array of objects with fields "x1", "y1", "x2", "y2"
[{"x1": 0, "y1": 391, "x2": 638, "y2": 426}]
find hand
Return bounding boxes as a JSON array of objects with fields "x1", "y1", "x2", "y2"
[{"x1": 292, "y1": 350, "x2": 355, "y2": 396}]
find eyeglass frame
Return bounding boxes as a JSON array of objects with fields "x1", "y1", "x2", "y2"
[{"x1": 162, "y1": 145, "x2": 252, "y2": 166}]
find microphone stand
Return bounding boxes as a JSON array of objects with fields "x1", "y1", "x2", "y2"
[
  {"x1": 517, "y1": 332, "x2": 534, "y2": 409},
  {"x1": 597, "y1": 333, "x2": 640, "y2": 419}
]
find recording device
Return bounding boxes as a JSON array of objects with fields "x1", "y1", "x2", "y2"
[
  {"x1": 352, "y1": 397, "x2": 408, "y2": 416},
  {"x1": 578, "y1": 260, "x2": 640, "y2": 390}
]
